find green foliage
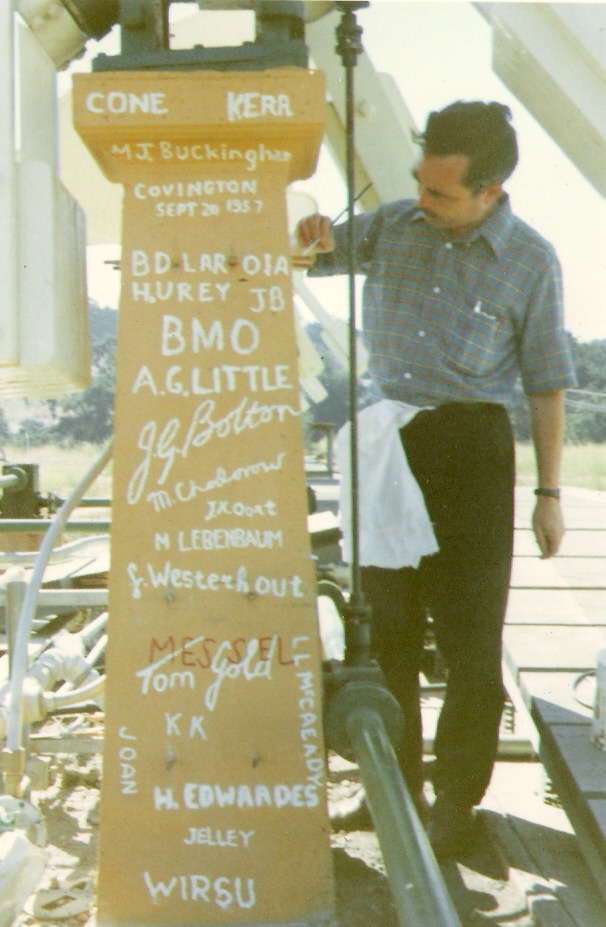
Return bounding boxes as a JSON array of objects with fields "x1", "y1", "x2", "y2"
[
  {"x1": 508, "y1": 335, "x2": 606, "y2": 444},
  {"x1": 563, "y1": 337, "x2": 606, "y2": 443},
  {"x1": 306, "y1": 326, "x2": 606, "y2": 447},
  {"x1": 10, "y1": 301, "x2": 117, "y2": 448},
  {"x1": 11, "y1": 308, "x2": 606, "y2": 450},
  {"x1": 48, "y1": 303, "x2": 116, "y2": 446}
]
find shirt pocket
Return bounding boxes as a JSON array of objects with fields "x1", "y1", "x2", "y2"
[{"x1": 446, "y1": 301, "x2": 509, "y2": 377}]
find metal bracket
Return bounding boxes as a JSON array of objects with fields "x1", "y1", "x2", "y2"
[{"x1": 93, "y1": 0, "x2": 309, "y2": 72}]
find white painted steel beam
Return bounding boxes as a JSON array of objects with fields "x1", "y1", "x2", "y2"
[
  {"x1": 305, "y1": 7, "x2": 418, "y2": 208},
  {"x1": 0, "y1": 7, "x2": 90, "y2": 398},
  {"x1": 476, "y1": 2, "x2": 606, "y2": 198},
  {"x1": 0, "y1": 5, "x2": 20, "y2": 366},
  {"x1": 16, "y1": 0, "x2": 87, "y2": 70}
]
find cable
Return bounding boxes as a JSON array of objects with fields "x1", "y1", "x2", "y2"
[{"x1": 572, "y1": 670, "x2": 596, "y2": 711}]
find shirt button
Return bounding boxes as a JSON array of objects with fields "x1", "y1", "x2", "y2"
[
  {"x1": 418, "y1": 330, "x2": 426, "y2": 338},
  {"x1": 445, "y1": 242, "x2": 453, "y2": 250},
  {"x1": 433, "y1": 286, "x2": 441, "y2": 294},
  {"x1": 404, "y1": 372, "x2": 412, "y2": 380}
]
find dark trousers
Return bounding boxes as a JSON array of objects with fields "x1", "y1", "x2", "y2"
[{"x1": 361, "y1": 402, "x2": 515, "y2": 807}]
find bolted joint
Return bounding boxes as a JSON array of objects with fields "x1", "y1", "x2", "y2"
[
  {"x1": 323, "y1": 673, "x2": 404, "y2": 761},
  {"x1": 334, "y1": 1, "x2": 368, "y2": 67},
  {"x1": 342, "y1": 595, "x2": 373, "y2": 667},
  {"x1": 60, "y1": 0, "x2": 119, "y2": 38}
]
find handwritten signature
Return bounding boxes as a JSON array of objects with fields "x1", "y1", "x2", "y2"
[{"x1": 127, "y1": 396, "x2": 298, "y2": 505}]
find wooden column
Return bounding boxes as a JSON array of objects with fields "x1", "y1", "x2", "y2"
[{"x1": 73, "y1": 69, "x2": 333, "y2": 927}]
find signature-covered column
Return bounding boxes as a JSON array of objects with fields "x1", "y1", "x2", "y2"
[{"x1": 73, "y1": 69, "x2": 332, "y2": 927}]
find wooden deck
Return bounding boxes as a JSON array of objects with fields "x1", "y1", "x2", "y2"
[
  {"x1": 505, "y1": 486, "x2": 606, "y2": 906},
  {"x1": 310, "y1": 479, "x2": 606, "y2": 923}
]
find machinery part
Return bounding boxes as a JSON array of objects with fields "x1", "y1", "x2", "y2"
[
  {"x1": 4, "y1": 441, "x2": 111, "y2": 779},
  {"x1": 29, "y1": 878, "x2": 93, "y2": 921},
  {"x1": 93, "y1": 0, "x2": 309, "y2": 71},
  {"x1": 324, "y1": 675, "x2": 403, "y2": 761},
  {"x1": 346, "y1": 706, "x2": 462, "y2": 927},
  {"x1": 0, "y1": 796, "x2": 46, "y2": 847},
  {"x1": 0, "y1": 829, "x2": 48, "y2": 927},
  {"x1": 0, "y1": 469, "x2": 28, "y2": 495},
  {"x1": 59, "y1": 0, "x2": 118, "y2": 38},
  {"x1": 0, "y1": 465, "x2": 39, "y2": 520}
]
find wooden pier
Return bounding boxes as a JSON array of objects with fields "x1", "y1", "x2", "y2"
[{"x1": 503, "y1": 486, "x2": 606, "y2": 911}]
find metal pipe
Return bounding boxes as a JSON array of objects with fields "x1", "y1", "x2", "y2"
[
  {"x1": 56, "y1": 634, "x2": 107, "y2": 697},
  {"x1": 346, "y1": 705, "x2": 462, "y2": 927},
  {"x1": 0, "y1": 472, "x2": 25, "y2": 492},
  {"x1": 78, "y1": 611, "x2": 109, "y2": 645},
  {"x1": 5, "y1": 574, "x2": 27, "y2": 675},
  {"x1": 6, "y1": 440, "x2": 112, "y2": 761},
  {"x1": 43, "y1": 675, "x2": 105, "y2": 713}
]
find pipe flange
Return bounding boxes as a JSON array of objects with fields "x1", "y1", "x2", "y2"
[{"x1": 324, "y1": 679, "x2": 404, "y2": 760}]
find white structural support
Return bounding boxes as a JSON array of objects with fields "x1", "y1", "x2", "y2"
[
  {"x1": 0, "y1": 3, "x2": 20, "y2": 369},
  {"x1": 0, "y1": 4, "x2": 90, "y2": 398},
  {"x1": 305, "y1": 6, "x2": 418, "y2": 210},
  {"x1": 15, "y1": 0, "x2": 88, "y2": 70},
  {"x1": 476, "y1": 2, "x2": 606, "y2": 199}
]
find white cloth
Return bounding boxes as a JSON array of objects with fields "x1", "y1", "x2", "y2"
[{"x1": 337, "y1": 400, "x2": 439, "y2": 569}]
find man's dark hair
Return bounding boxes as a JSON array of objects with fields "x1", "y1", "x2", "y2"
[{"x1": 415, "y1": 101, "x2": 519, "y2": 191}]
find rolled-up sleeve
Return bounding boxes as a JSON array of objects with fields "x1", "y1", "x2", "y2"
[
  {"x1": 309, "y1": 210, "x2": 382, "y2": 277},
  {"x1": 518, "y1": 248, "x2": 577, "y2": 394}
]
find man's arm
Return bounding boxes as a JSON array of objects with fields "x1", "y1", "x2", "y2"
[{"x1": 528, "y1": 389, "x2": 566, "y2": 558}]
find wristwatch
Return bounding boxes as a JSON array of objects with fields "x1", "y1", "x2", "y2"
[{"x1": 534, "y1": 487, "x2": 561, "y2": 501}]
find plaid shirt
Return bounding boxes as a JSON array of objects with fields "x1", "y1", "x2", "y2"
[{"x1": 311, "y1": 195, "x2": 577, "y2": 406}]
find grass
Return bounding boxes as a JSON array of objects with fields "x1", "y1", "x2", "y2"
[
  {"x1": 2, "y1": 443, "x2": 113, "y2": 501},
  {"x1": 516, "y1": 442, "x2": 606, "y2": 491}
]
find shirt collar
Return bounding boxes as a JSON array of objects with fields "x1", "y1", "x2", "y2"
[{"x1": 411, "y1": 193, "x2": 514, "y2": 260}]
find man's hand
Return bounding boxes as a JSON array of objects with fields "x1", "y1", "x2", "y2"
[
  {"x1": 295, "y1": 214, "x2": 335, "y2": 255},
  {"x1": 532, "y1": 495, "x2": 565, "y2": 558}
]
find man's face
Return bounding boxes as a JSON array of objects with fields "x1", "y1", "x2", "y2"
[{"x1": 413, "y1": 154, "x2": 502, "y2": 237}]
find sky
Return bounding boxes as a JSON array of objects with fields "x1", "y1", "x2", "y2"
[{"x1": 66, "y1": 1, "x2": 606, "y2": 342}]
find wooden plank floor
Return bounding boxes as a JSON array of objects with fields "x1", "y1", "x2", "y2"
[
  {"x1": 309, "y1": 479, "x2": 606, "y2": 922},
  {"x1": 505, "y1": 486, "x2": 606, "y2": 908}
]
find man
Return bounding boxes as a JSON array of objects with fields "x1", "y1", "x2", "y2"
[{"x1": 296, "y1": 101, "x2": 577, "y2": 856}]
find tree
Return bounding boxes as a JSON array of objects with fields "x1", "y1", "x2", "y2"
[
  {"x1": 31, "y1": 301, "x2": 119, "y2": 446},
  {"x1": 51, "y1": 333, "x2": 116, "y2": 445}
]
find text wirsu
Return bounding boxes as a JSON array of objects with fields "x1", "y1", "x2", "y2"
[{"x1": 143, "y1": 871, "x2": 255, "y2": 910}]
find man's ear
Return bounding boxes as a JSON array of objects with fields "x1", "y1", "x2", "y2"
[{"x1": 483, "y1": 182, "x2": 503, "y2": 205}]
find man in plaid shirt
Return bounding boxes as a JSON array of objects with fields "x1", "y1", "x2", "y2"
[{"x1": 297, "y1": 101, "x2": 576, "y2": 857}]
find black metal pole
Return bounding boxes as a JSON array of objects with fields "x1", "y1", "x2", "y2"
[{"x1": 335, "y1": 2, "x2": 372, "y2": 665}]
